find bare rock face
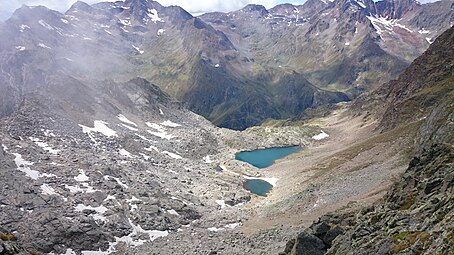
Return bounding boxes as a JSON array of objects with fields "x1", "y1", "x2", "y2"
[{"x1": 281, "y1": 220, "x2": 344, "y2": 255}]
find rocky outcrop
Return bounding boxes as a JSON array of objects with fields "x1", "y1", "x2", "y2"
[
  {"x1": 326, "y1": 143, "x2": 454, "y2": 255},
  {"x1": 281, "y1": 219, "x2": 344, "y2": 255}
]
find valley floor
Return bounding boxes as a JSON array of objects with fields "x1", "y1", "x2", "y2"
[{"x1": 133, "y1": 105, "x2": 417, "y2": 254}]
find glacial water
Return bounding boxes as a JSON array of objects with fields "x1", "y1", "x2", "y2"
[
  {"x1": 236, "y1": 146, "x2": 302, "y2": 196},
  {"x1": 243, "y1": 179, "x2": 274, "y2": 197},
  {"x1": 235, "y1": 146, "x2": 302, "y2": 169}
]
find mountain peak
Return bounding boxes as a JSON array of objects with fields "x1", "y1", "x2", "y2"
[
  {"x1": 67, "y1": 1, "x2": 94, "y2": 14},
  {"x1": 370, "y1": 0, "x2": 420, "y2": 19},
  {"x1": 241, "y1": 4, "x2": 269, "y2": 16},
  {"x1": 8, "y1": 4, "x2": 59, "y2": 24},
  {"x1": 123, "y1": 0, "x2": 162, "y2": 9}
]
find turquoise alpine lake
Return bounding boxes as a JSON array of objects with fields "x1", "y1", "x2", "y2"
[
  {"x1": 236, "y1": 146, "x2": 302, "y2": 196},
  {"x1": 243, "y1": 179, "x2": 273, "y2": 197},
  {"x1": 235, "y1": 146, "x2": 302, "y2": 169}
]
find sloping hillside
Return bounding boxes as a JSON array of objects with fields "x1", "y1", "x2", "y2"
[{"x1": 282, "y1": 24, "x2": 454, "y2": 255}]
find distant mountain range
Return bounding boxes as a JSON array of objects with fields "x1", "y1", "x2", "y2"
[{"x1": 0, "y1": 0, "x2": 452, "y2": 129}]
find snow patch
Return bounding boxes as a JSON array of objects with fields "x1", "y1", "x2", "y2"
[
  {"x1": 136, "y1": 134, "x2": 154, "y2": 143},
  {"x1": 104, "y1": 175, "x2": 129, "y2": 189},
  {"x1": 147, "y1": 9, "x2": 163, "y2": 23},
  {"x1": 215, "y1": 64, "x2": 220, "y2": 68},
  {"x1": 244, "y1": 176, "x2": 278, "y2": 187},
  {"x1": 40, "y1": 183, "x2": 58, "y2": 196},
  {"x1": 38, "y1": 43, "x2": 51, "y2": 49},
  {"x1": 203, "y1": 155, "x2": 213, "y2": 164},
  {"x1": 367, "y1": 15, "x2": 413, "y2": 36},
  {"x1": 157, "y1": 29, "x2": 165, "y2": 36},
  {"x1": 43, "y1": 129, "x2": 56, "y2": 137},
  {"x1": 120, "y1": 124, "x2": 138, "y2": 131},
  {"x1": 64, "y1": 184, "x2": 85, "y2": 193},
  {"x1": 167, "y1": 209, "x2": 179, "y2": 215},
  {"x1": 208, "y1": 222, "x2": 240, "y2": 232},
  {"x1": 162, "y1": 151, "x2": 182, "y2": 159},
  {"x1": 144, "y1": 145, "x2": 159, "y2": 152},
  {"x1": 147, "y1": 130, "x2": 175, "y2": 140},
  {"x1": 312, "y1": 130, "x2": 329, "y2": 140},
  {"x1": 117, "y1": 114, "x2": 137, "y2": 127},
  {"x1": 418, "y1": 28, "x2": 430, "y2": 34},
  {"x1": 65, "y1": 183, "x2": 98, "y2": 193},
  {"x1": 80, "y1": 120, "x2": 117, "y2": 138},
  {"x1": 61, "y1": 248, "x2": 76, "y2": 255},
  {"x1": 208, "y1": 227, "x2": 224, "y2": 232},
  {"x1": 146, "y1": 122, "x2": 165, "y2": 132},
  {"x1": 127, "y1": 196, "x2": 141, "y2": 212},
  {"x1": 161, "y1": 120, "x2": 181, "y2": 127},
  {"x1": 119, "y1": 19, "x2": 131, "y2": 26},
  {"x1": 19, "y1": 24, "x2": 30, "y2": 32},
  {"x1": 354, "y1": 0, "x2": 366, "y2": 8},
  {"x1": 225, "y1": 222, "x2": 241, "y2": 229},
  {"x1": 132, "y1": 45, "x2": 144, "y2": 54},
  {"x1": 74, "y1": 169, "x2": 89, "y2": 182},
  {"x1": 13, "y1": 153, "x2": 42, "y2": 180},
  {"x1": 119, "y1": 148, "x2": 133, "y2": 158},
  {"x1": 146, "y1": 122, "x2": 175, "y2": 140},
  {"x1": 15, "y1": 46, "x2": 26, "y2": 51},
  {"x1": 30, "y1": 137, "x2": 60, "y2": 154},
  {"x1": 61, "y1": 18, "x2": 69, "y2": 24},
  {"x1": 74, "y1": 204, "x2": 108, "y2": 222},
  {"x1": 38, "y1": 20, "x2": 54, "y2": 30},
  {"x1": 139, "y1": 153, "x2": 151, "y2": 160},
  {"x1": 215, "y1": 200, "x2": 230, "y2": 209}
]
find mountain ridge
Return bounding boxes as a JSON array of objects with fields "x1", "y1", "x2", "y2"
[{"x1": 5, "y1": 0, "x2": 452, "y2": 129}]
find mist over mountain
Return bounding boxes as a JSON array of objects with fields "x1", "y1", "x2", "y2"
[{"x1": 2, "y1": 0, "x2": 451, "y2": 129}]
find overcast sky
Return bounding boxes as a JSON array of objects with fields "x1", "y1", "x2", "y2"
[{"x1": 0, "y1": 0, "x2": 440, "y2": 21}]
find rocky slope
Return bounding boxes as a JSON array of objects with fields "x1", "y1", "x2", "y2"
[
  {"x1": 282, "y1": 22, "x2": 454, "y2": 255},
  {"x1": 0, "y1": 72, "x2": 255, "y2": 254}
]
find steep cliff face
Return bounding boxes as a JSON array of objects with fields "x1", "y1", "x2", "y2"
[{"x1": 282, "y1": 23, "x2": 454, "y2": 255}]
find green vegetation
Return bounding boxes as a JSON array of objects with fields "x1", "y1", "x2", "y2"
[
  {"x1": 0, "y1": 232, "x2": 17, "y2": 241},
  {"x1": 391, "y1": 231, "x2": 431, "y2": 253}
]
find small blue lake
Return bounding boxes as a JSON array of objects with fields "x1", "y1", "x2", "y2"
[
  {"x1": 243, "y1": 179, "x2": 273, "y2": 197},
  {"x1": 236, "y1": 146, "x2": 302, "y2": 196},
  {"x1": 235, "y1": 146, "x2": 302, "y2": 169}
]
